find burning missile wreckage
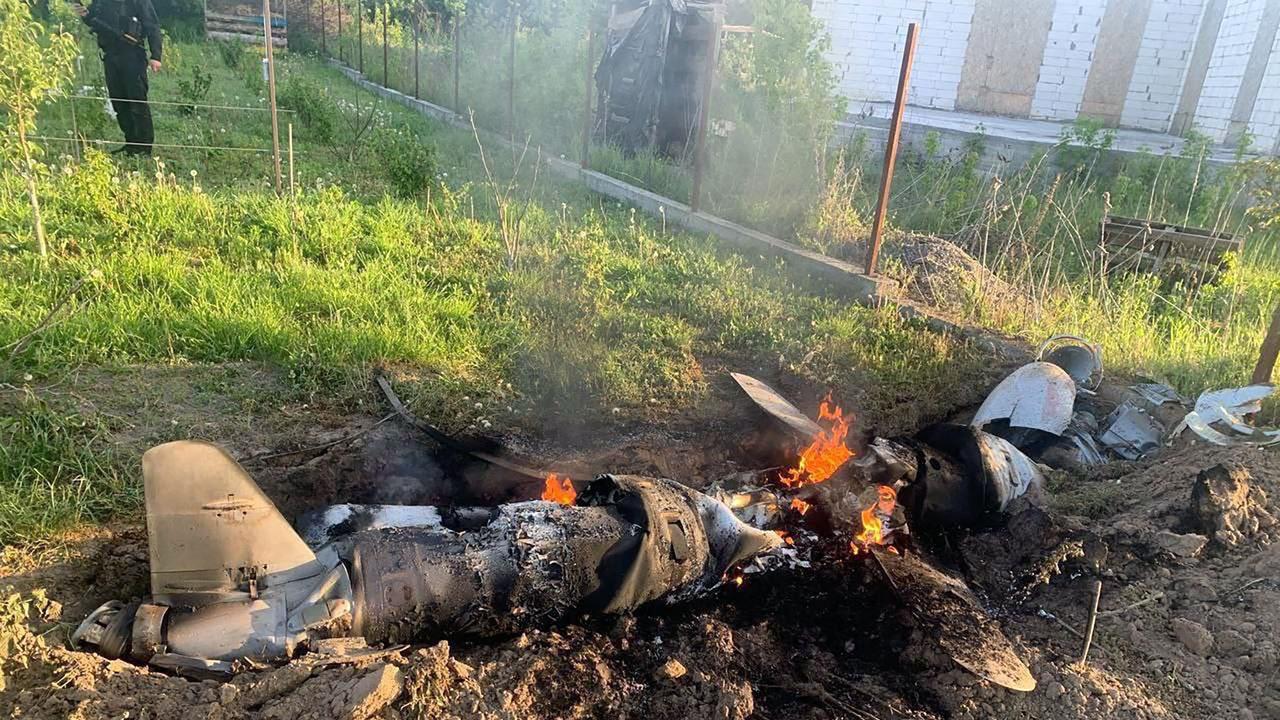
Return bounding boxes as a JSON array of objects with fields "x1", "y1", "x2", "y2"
[{"x1": 70, "y1": 342, "x2": 1279, "y2": 695}]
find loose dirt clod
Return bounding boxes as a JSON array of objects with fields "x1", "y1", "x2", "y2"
[
  {"x1": 1172, "y1": 617, "x2": 1215, "y2": 656},
  {"x1": 1192, "y1": 463, "x2": 1278, "y2": 546}
]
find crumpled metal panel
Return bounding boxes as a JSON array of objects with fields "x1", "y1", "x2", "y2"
[
  {"x1": 1179, "y1": 384, "x2": 1280, "y2": 446},
  {"x1": 972, "y1": 362, "x2": 1076, "y2": 436},
  {"x1": 1130, "y1": 382, "x2": 1187, "y2": 407},
  {"x1": 972, "y1": 431, "x2": 1044, "y2": 508},
  {"x1": 1098, "y1": 402, "x2": 1164, "y2": 460}
]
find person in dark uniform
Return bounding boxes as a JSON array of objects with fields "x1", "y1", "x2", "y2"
[{"x1": 74, "y1": 0, "x2": 163, "y2": 156}]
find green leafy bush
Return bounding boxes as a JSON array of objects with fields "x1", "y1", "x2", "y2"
[
  {"x1": 176, "y1": 65, "x2": 212, "y2": 115},
  {"x1": 277, "y1": 75, "x2": 340, "y2": 145},
  {"x1": 374, "y1": 125, "x2": 437, "y2": 197},
  {"x1": 216, "y1": 39, "x2": 243, "y2": 68}
]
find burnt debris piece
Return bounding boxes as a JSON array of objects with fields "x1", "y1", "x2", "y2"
[
  {"x1": 726, "y1": 373, "x2": 1040, "y2": 691},
  {"x1": 73, "y1": 441, "x2": 780, "y2": 675}
]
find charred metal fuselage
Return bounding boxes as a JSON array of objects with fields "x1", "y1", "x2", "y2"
[{"x1": 73, "y1": 442, "x2": 779, "y2": 675}]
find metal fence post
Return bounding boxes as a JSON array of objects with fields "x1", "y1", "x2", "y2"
[
  {"x1": 320, "y1": 0, "x2": 326, "y2": 54},
  {"x1": 508, "y1": 12, "x2": 516, "y2": 137},
  {"x1": 452, "y1": 17, "x2": 460, "y2": 111},
  {"x1": 337, "y1": 0, "x2": 343, "y2": 61},
  {"x1": 689, "y1": 12, "x2": 721, "y2": 213},
  {"x1": 263, "y1": 0, "x2": 283, "y2": 194},
  {"x1": 357, "y1": 0, "x2": 363, "y2": 73},
  {"x1": 382, "y1": 1, "x2": 388, "y2": 86},
  {"x1": 580, "y1": 24, "x2": 593, "y2": 170},
  {"x1": 864, "y1": 22, "x2": 918, "y2": 276},
  {"x1": 413, "y1": 17, "x2": 420, "y2": 99}
]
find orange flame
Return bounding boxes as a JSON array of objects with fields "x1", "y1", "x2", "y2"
[
  {"x1": 782, "y1": 396, "x2": 854, "y2": 488},
  {"x1": 541, "y1": 473, "x2": 576, "y2": 505},
  {"x1": 854, "y1": 506, "x2": 883, "y2": 548},
  {"x1": 851, "y1": 485, "x2": 896, "y2": 555},
  {"x1": 789, "y1": 498, "x2": 812, "y2": 515}
]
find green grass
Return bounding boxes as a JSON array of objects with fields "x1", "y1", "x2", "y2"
[
  {"x1": 0, "y1": 41, "x2": 990, "y2": 543},
  {"x1": 275, "y1": 4, "x2": 1280, "y2": 404}
]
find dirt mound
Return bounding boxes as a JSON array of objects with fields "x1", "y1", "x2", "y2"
[{"x1": 832, "y1": 233, "x2": 1024, "y2": 314}]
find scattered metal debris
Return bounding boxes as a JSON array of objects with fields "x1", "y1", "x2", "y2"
[
  {"x1": 1130, "y1": 382, "x2": 1186, "y2": 407},
  {"x1": 1098, "y1": 402, "x2": 1165, "y2": 460},
  {"x1": 1039, "y1": 335, "x2": 1103, "y2": 390},
  {"x1": 1064, "y1": 411, "x2": 1107, "y2": 465},
  {"x1": 871, "y1": 546, "x2": 1037, "y2": 692},
  {"x1": 971, "y1": 361, "x2": 1076, "y2": 437},
  {"x1": 730, "y1": 372, "x2": 822, "y2": 439},
  {"x1": 1176, "y1": 384, "x2": 1280, "y2": 446}
]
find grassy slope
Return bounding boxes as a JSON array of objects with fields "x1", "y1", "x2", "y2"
[
  {"x1": 0, "y1": 41, "x2": 987, "y2": 543},
  {"x1": 292, "y1": 8, "x2": 1280, "y2": 399}
]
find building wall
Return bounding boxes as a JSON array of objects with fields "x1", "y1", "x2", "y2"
[
  {"x1": 1190, "y1": 0, "x2": 1266, "y2": 139},
  {"x1": 809, "y1": 0, "x2": 976, "y2": 112},
  {"x1": 1029, "y1": 1, "x2": 1106, "y2": 121},
  {"x1": 1247, "y1": 22, "x2": 1280, "y2": 151},
  {"x1": 1121, "y1": 0, "x2": 1206, "y2": 131},
  {"x1": 811, "y1": 0, "x2": 1280, "y2": 144},
  {"x1": 913, "y1": 0, "x2": 975, "y2": 109},
  {"x1": 1080, "y1": 0, "x2": 1155, "y2": 124}
]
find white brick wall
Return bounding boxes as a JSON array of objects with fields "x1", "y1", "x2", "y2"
[
  {"x1": 1194, "y1": 0, "x2": 1267, "y2": 140},
  {"x1": 1030, "y1": 0, "x2": 1107, "y2": 121},
  {"x1": 1120, "y1": 0, "x2": 1206, "y2": 131},
  {"x1": 810, "y1": 0, "x2": 974, "y2": 110},
  {"x1": 1248, "y1": 24, "x2": 1280, "y2": 150},
  {"x1": 913, "y1": 0, "x2": 976, "y2": 109}
]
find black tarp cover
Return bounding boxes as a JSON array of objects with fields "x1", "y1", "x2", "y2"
[{"x1": 595, "y1": 0, "x2": 722, "y2": 157}]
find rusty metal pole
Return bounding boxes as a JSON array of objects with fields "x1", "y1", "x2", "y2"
[
  {"x1": 382, "y1": 2, "x2": 388, "y2": 85},
  {"x1": 452, "y1": 17, "x2": 460, "y2": 110},
  {"x1": 263, "y1": 0, "x2": 283, "y2": 194},
  {"x1": 864, "y1": 21, "x2": 918, "y2": 276},
  {"x1": 689, "y1": 12, "x2": 721, "y2": 213},
  {"x1": 1251, "y1": 304, "x2": 1280, "y2": 384},
  {"x1": 580, "y1": 24, "x2": 594, "y2": 170}
]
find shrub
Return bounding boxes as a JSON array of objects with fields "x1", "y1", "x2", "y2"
[
  {"x1": 374, "y1": 126, "x2": 437, "y2": 198},
  {"x1": 277, "y1": 75, "x2": 340, "y2": 145},
  {"x1": 216, "y1": 39, "x2": 243, "y2": 68},
  {"x1": 176, "y1": 65, "x2": 212, "y2": 115}
]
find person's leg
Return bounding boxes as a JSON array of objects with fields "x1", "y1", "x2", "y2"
[
  {"x1": 120, "y1": 52, "x2": 152, "y2": 155},
  {"x1": 125, "y1": 56, "x2": 153, "y2": 154},
  {"x1": 102, "y1": 56, "x2": 133, "y2": 151}
]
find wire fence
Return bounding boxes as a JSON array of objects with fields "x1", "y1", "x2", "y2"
[
  {"x1": 47, "y1": 1, "x2": 1002, "y2": 266},
  {"x1": 46, "y1": 43, "x2": 314, "y2": 188},
  {"x1": 282, "y1": 1, "x2": 865, "y2": 242}
]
